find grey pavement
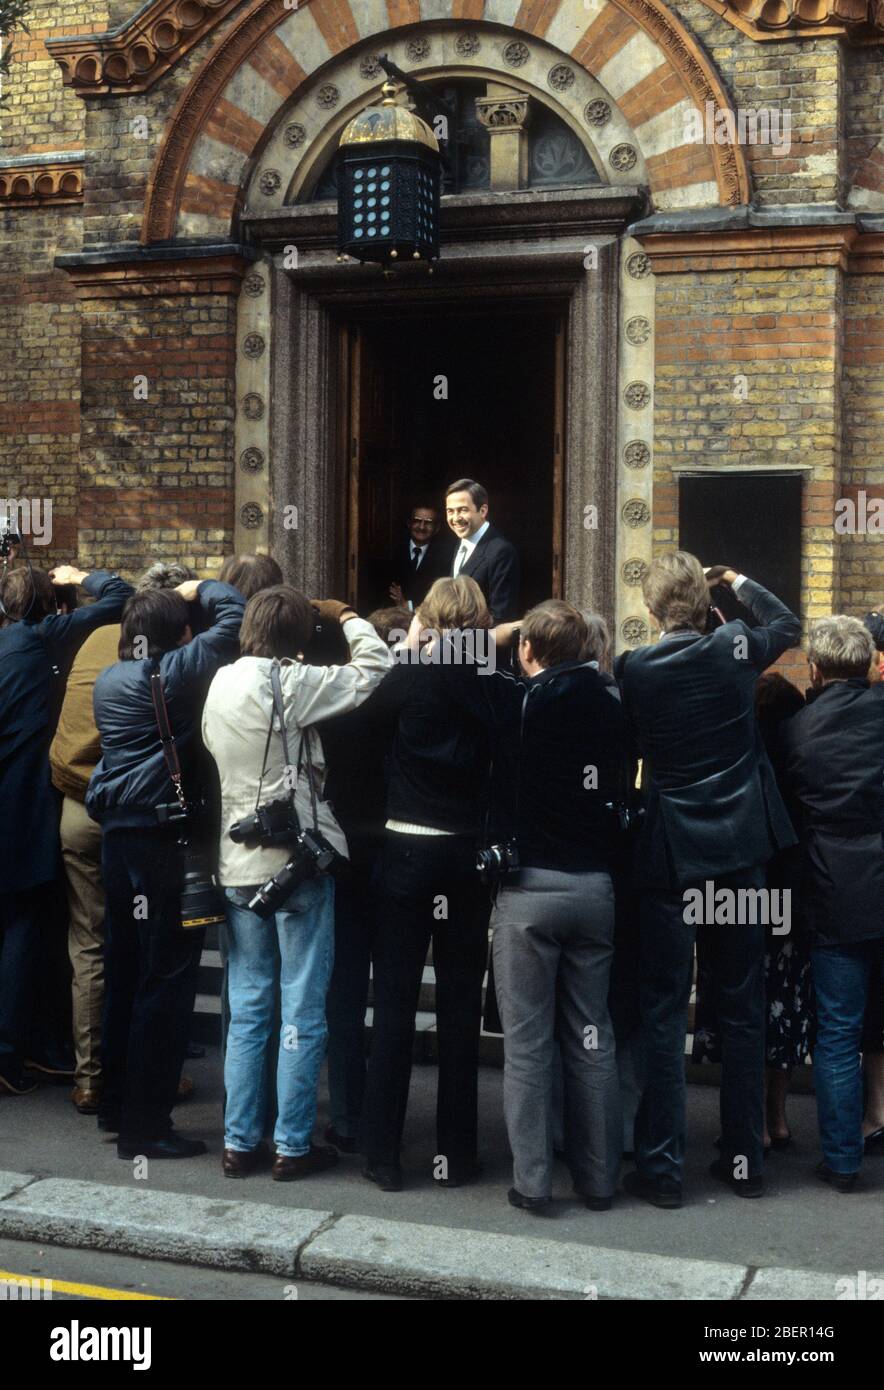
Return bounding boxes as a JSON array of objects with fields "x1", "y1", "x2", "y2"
[{"x1": 0, "y1": 1051, "x2": 881, "y2": 1299}]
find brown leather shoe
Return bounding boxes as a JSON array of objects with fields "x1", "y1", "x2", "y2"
[
  {"x1": 222, "y1": 1144, "x2": 270, "y2": 1179},
  {"x1": 272, "y1": 1145, "x2": 339, "y2": 1182},
  {"x1": 71, "y1": 1086, "x2": 101, "y2": 1115}
]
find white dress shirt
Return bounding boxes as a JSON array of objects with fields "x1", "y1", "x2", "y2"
[{"x1": 453, "y1": 520, "x2": 489, "y2": 576}]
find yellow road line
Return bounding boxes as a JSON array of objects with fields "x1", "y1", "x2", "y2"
[{"x1": 0, "y1": 1269, "x2": 172, "y2": 1301}]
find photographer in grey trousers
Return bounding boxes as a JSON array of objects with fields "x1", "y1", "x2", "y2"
[{"x1": 441, "y1": 601, "x2": 631, "y2": 1211}]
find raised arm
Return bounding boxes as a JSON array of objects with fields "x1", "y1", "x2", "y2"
[
  {"x1": 707, "y1": 567, "x2": 800, "y2": 671},
  {"x1": 39, "y1": 568, "x2": 134, "y2": 669},
  {"x1": 162, "y1": 580, "x2": 245, "y2": 691},
  {"x1": 283, "y1": 604, "x2": 393, "y2": 725}
]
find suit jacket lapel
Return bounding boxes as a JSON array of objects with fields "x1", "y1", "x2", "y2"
[{"x1": 460, "y1": 527, "x2": 491, "y2": 577}]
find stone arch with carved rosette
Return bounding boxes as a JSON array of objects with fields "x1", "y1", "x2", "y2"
[{"x1": 141, "y1": 0, "x2": 750, "y2": 244}]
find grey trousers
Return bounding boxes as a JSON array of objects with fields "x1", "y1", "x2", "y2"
[{"x1": 492, "y1": 866, "x2": 622, "y2": 1200}]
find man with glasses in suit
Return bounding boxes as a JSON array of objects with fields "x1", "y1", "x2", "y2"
[{"x1": 387, "y1": 504, "x2": 455, "y2": 612}]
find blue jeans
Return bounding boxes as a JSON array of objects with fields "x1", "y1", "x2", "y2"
[
  {"x1": 223, "y1": 876, "x2": 335, "y2": 1158},
  {"x1": 811, "y1": 940, "x2": 884, "y2": 1175}
]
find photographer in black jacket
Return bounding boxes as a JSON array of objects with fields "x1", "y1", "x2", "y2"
[
  {"x1": 86, "y1": 579, "x2": 244, "y2": 1159},
  {"x1": 0, "y1": 563, "x2": 133, "y2": 1096},
  {"x1": 359, "y1": 577, "x2": 492, "y2": 1192},
  {"x1": 616, "y1": 554, "x2": 800, "y2": 1208},
  {"x1": 441, "y1": 600, "x2": 631, "y2": 1212}
]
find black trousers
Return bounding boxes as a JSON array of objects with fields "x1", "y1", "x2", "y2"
[
  {"x1": 0, "y1": 888, "x2": 43, "y2": 1085},
  {"x1": 635, "y1": 866, "x2": 766, "y2": 1185},
  {"x1": 100, "y1": 827, "x2": 204, "y2": 1141},
  {"x1": 360, "y1": 833, "x2": 490, "y2": 1170},
  {"x1": 326, "y1": 851, "x2": 378, "y2": 1138}
]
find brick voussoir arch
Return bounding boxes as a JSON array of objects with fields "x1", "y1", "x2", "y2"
[{"x1": 143, "y1": 0, "x2": 750, "y2": 244}]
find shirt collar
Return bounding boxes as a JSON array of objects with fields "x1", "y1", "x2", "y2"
[{"x1": 462, "y1": 520, "x2": 490, "y2": 553}]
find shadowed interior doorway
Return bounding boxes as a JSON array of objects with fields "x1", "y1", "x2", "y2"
[{"x1": 341, "y1": 306, "x2": 565, "y2": 615}]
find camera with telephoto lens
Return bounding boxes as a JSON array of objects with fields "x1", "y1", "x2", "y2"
[
  {"x1": 476, "y1": 839, "x2": 520, "y2": 884},
  {"x1": 179, "y1": 839, "x2": 226, "y2": 929},
  {"x1": 229, "y1": 797, "x2": 299, "y2": 848},
  {"x1": 247, "y1": 827, "x2": 340, "y2": 920}
]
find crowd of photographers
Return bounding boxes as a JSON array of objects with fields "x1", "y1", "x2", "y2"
[{"x1": 0, "y1": 545, "x2": 882, "y2": 1210}]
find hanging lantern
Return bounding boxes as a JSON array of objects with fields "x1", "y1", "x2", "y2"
[{"x1": 337, "y1": 80, "x2": 441, "y2": 267}]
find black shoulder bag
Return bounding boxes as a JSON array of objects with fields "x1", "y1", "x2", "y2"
[{"x1": 150, "y1": 668, "x2": 226, "y2": 930}]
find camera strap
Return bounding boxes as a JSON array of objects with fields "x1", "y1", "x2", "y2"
[
  {"x1": 255, "y1": 660, "x2": 321, "y2": 835},
  {"x1": 150, "y1": 668, "x2": 188, "y2": 815}
]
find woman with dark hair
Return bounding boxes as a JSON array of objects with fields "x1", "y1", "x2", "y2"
[
  {"x1": 218, "y1": 552, "x2": 284, "y2": 601},
  {"x1": 360, "y1": 576, "x2": 495, "y2": 1192},
  {"x1": 86, "y1": 579, "x2": 245, "y2": 1159},
  {"x1": 202, "y1": 587, "x2": 391, "y2": 1181}
]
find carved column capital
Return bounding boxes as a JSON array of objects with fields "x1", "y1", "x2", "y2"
[
  {"x1": 474, "y1": 95, "x2": 532, "y2": 133},
  {"x1": 475, "y1": 86, "x2": 532, "y2": 191}
]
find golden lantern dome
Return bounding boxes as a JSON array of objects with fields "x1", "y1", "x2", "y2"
[{"x1": 339, "y1": 80, "x2": 439, "y2": 153}]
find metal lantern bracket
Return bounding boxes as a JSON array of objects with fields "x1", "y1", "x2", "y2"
[{"x1": 376, "y1": 54, "x2": 454, "y2": 180}]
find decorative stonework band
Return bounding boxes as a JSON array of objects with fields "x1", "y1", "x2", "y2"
[
  {"x1": 46, "y1": 0, "x2": 243, "y2": 96},
  {"x1": 696, "y1": 0, "x2": 884, "y2": 40},
  {"x1": 635, "y1": 225, "x2": 880, "y2": 274},
  {"x1": 0, "y1": 159, "x2": 84, "y2": 205}
]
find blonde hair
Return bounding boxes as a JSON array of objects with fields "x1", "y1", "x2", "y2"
[
  {"x1": 417, "y1": 575, "x2": 491, "y2": 631},
  {"x1": 642, "y1": 551, "x2": 709, "y2": 633}
]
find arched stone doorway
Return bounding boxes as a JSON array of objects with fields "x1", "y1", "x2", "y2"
[{"x1": 131, "y1": 1, "x2": 747, "y2": 643}]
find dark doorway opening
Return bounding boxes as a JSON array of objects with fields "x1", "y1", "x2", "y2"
[
  {"x1": 343, "y1": 306, "x2": 563, "y2": 615},
  {"x1": 679, "y1": 472, "x2": 803, "y2": 623}
]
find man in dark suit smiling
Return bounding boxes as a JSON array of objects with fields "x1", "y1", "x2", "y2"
[{"x1": 444, "y1": 478, "x2": 520, "y2": 624}]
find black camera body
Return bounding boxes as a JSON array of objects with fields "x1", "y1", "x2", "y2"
[
  {"x1": 248, "y1": 827, "x2": 341, "y2": 920},
  {"x1": 0, "y1": 528, "x2": 21, "y2": 559},
  {"x1": 476, "y1": 839, "x2": 520, "y2": 885},
  {"x1": 229, "y1": 797, "x2": 299, "y2": 848}
]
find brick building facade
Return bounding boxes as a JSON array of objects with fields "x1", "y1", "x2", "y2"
[{"x1": 1, "y1": 0, "x2": 882, "y2": 671}]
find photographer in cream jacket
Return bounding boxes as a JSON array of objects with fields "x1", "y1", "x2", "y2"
[{"x1": 201, "y1": 587, "x2": 392, "y2": 1183}]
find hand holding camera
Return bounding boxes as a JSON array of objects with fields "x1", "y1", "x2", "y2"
[
  {"x1": 175, "y1": 579, "x2": 202, "y2": 603},
  {"x1": 311, "y1": 599, "x2": 358, "y2": 625},
  {"x1": 704, "y1": 565, "x2": 738, "y2": 588},
  {"x1": 49, "y1": 565, "x2": 88, "y2": 587}
]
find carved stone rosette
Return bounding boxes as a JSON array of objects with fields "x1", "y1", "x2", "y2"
[
  {"x1": 625, "y1": 316, "x2": 652, "y2": 346},
  {"x1": 621, "y1": 616, "x2": 650, "y2": 646},
  {"x1": 502, "y1": 40, "x2": 530, "y2": 67},
  {"x1": 622, "y1": 558, "x2": 649, "y2": 586},
  {"x1": 240, "y1": 502, "x2": 263, "y2": 529},
  {"x1": 624, "y1": 440, "x2": 651, "y2": 469},
  {"x1": 626, "y1": 252, "x2": 651, "y2": 279},
  {"x1": 622, "y1": 499, "x2": 652, "y2": 528},
  {"x1": 625, "y1": 381, "x2": 652, "y2": 410}
]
